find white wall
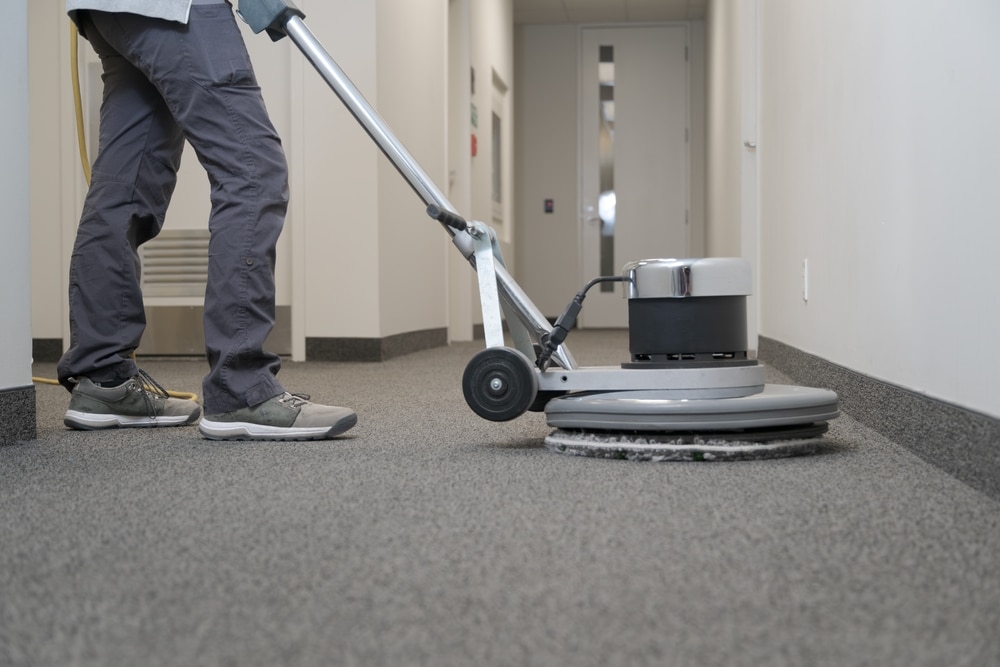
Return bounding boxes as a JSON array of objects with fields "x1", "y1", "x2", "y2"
[
  {"x1": 705, "y1": 0, "x2": 743, "y2": 258},
  {"x1": 266, "y1": 0, "x2": 450, "y2": 343},
  {"x1": 1, "y1": 0, "x2": 32, "y2": 392},
  {"x1": 293, "y1": 0, "x2": 381, "y2": 344},
  {"x1": 28, "y1": 0, "x2": 71, "y2": 346},
  {"x1": 706, "y1": 0, "x2": 760, "y2": 351},
  {"x1": 470, "y1": 0, "x2": 515, "y2": 244},
  {"x1": 755, "y1": 0, "x2": 1000, "y2": 419},
  {"x1": 447, "y1": 0, "x2": 475, "y2": 340},
  {"x1": 439, "y1": 0, "x2": 518, "y2": 340},
  {"x1": 375, "y1": 0, "x2": 449, "y2": 337},
  {"x1": 688, "y1": 21, "x2": 707, "y2": 259}
]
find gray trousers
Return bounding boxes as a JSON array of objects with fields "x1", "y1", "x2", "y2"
[{"x1": 57, "y1": 3, "x2": 288, "y2": 413}]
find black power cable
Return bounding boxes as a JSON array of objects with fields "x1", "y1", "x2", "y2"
[{"x1": 536, "y1": 276, "x2": 631, "y2": 370}]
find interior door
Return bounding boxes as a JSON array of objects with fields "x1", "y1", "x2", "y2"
[{"x1": 580, "y1": 25, "x2": 689, "y2": 328}]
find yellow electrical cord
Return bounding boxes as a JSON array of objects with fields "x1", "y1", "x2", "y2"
[
  {"x1": 70, "y1": 24, "x2": 92, "y2": 186},
  {"x1": 32, "y1": 24, "x2": 198, "y2": 403}
]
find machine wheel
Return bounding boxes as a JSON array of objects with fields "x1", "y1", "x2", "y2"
[{"x1": 462, "y1": 347, "x2": 539, "y2": 421}]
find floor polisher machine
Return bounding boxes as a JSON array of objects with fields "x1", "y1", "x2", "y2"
[{"x1": 238, "y1": 0, "x2": 839, "y2": 461}]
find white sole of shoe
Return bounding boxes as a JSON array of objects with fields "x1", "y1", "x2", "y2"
[
  {"x1": 198, "y1": 414, "x2": 357, "y2": 441},
  {"x1": 64, "y1": 409, "x2": 200, "y2": 430}
]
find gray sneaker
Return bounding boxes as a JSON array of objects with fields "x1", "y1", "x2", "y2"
[
  {"x1": 199, "y1": 393, "x2": 357, "y2": 441},
  {"x1": 64, "y1": 371, "x2": 202, "y2": 430}
]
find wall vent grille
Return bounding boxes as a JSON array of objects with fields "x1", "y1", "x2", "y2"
[{"x1": 140, "y1": 229, "x2": 210, "y2": 298}]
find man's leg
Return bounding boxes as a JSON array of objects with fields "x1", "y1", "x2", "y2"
[
  {"x1": 74, "y1": 4, "x2": 356, "y2": 439},
  {"x1": 57, "y1": 11, "x2": 185, "y2": 390},
  {"x1": 57, "y1": 11, "x2": 202, "y2": 430},
  {"x1": 83, "y1": 4, "x2": 289, "y2": 413}
]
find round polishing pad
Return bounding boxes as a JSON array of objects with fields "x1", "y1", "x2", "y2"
[{"x1": 543, "y1": 384, "x2": 839, "y2": 461}]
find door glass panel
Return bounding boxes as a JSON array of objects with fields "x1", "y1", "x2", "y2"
[{"x1": 598, "y1": 45, "x2": 616, "y2": 290}]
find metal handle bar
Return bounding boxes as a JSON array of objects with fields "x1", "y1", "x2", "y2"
[
  {"x1": 251, "y1": 10, "x2": 577, "y2": 370},
  {"x1": 283, "y1": 17, "x2": 456, "y2": 230}
]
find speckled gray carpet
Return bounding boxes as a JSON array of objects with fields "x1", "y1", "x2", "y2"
[{"x1": 3, "y1": 330, "x2": 999, "y2": 667}]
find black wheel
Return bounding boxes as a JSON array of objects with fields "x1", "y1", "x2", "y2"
[{"x1": 462, "y1": 347, "x2": 539, "y2": 421}]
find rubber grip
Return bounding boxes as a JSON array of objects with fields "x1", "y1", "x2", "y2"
[{"x1": 427, "y1": 205, "x2": 467, "y2": 231}]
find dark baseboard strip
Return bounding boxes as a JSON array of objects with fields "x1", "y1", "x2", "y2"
[
  {"x1": 307, "y1": 328, "x2": 448, "y2": 362},
  {"x1": 759, "y1": 336, "x2": 1000, "y2": 501},
  {"x1": 32, "y1": 339, "x2": 63, "y2": 364},
  {"x1": 0, "y1": 385, "x2": 36, "y2": 445}
]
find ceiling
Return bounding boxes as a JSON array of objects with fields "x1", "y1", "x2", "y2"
[{"x1": 512, "y1": 0, "x2": 706, "y2": 25}]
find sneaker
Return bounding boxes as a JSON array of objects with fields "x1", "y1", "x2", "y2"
[
  {"x1": 199, "y1": 392, "x2": 357, "y2": 441},
  {"x1": 64, "y1": 371, "x2": 202, "y2": 430}
]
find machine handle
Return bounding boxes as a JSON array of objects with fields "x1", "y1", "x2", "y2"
[
  {"x1": 236, "y1": 0, "x2": 304, "y2": 41},
  {"x1": 426, "y1": 205, "x2": 467, "y2": 232},
  {"x1": 254, "y1": 8, "x2": 578, "y2": 370}
]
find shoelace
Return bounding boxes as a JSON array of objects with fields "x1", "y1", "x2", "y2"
[
  {"x1": 277, "y1": 392, "x2": 312, "y2": 409},
  {"x1": 133, "y1": 368, "x2": 170, "y2": 418}
]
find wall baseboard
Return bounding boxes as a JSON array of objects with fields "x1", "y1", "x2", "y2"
[
  {"x1": 32, "y1": 339, "x2": 63, "y2": 363},
  {"x1": 759, "y1": 336, "x2": 1000, "y2": 501},
  {"x1": 36, "y1": 327, "x2": 450, "y2": 365},
  {"x1": 0, "y1": 385, "x2": 36, "y2": 445},
  {"x1": 306, "y1": 328, "x2": 448, "y2": 362}
]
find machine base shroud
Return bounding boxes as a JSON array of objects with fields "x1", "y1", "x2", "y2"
[{"x1": 543, "y1": 384, "x2": 838, "y2": 461}]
